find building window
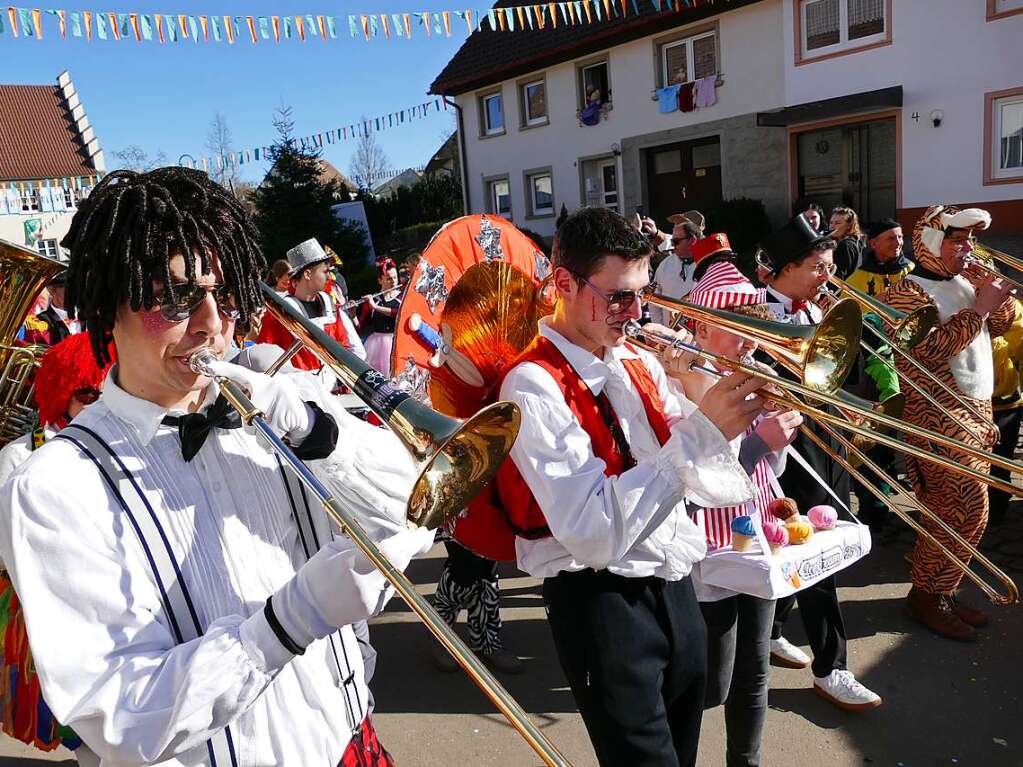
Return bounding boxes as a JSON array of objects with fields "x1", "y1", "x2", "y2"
[
  {"x1": 661, "y1": 31, "x2": 718, "y2": 87},
  {"x1": 525, "y1": 170, "x2": 554, "y2": 218},
  {"x1": 521, "y1": 79, "x2": 548, "y2": 127},
  {"x1": 989, "y1": 0, "x2": 1023, "y2": 20},
  {"x1": 986, "y1": 88, "x2": 1023, "y2": 184},
  {"x1": 798, "y1": 0, "x2": 889, "y2": 62},
  {"x1": 20, "y1": 187, "x2": 40, "y2": 212},
  {"x1": 580, "y1": 60, "x2": 611, "y2": 108},
  {"x1": 486, "y1": 177, "x2": 512, "y2": 217},
  {"x1": 479, "y1": 91, "x2": 504, "y2": 136},
  {"x1": 36, "y1": 239, "x2": 59, "y2": 258},
  {"x1": 63, "y1": 187, "x2": 76, "y2": 209}
]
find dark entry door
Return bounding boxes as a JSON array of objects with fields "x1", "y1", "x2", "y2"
[
  {"x1": 795, "y1": 117, "x2": 896, "y2": 222},
  {"x1": 645, "y1": 136, "x2": 723, "y2": 228}
]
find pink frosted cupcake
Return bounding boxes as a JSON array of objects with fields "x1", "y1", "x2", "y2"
[
  {"x1": 762, "y1": 520, "x2": 789, "y2": 554},
  {"x1": 808, "y1": 505, "x2": 838, "y2": 531}
]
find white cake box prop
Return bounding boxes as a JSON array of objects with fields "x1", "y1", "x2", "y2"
[{"x1": 698, "y1": 519, "x2": 872, "y2": 600}]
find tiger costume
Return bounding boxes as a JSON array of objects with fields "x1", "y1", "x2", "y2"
[{"x1": 883, "y1": 205, "x2": 1016, "y2": 638}]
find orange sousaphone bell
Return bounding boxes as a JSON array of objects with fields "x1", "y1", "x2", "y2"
[{"x1": 392, "y1": 214, "x2": 552, "y2": 560}]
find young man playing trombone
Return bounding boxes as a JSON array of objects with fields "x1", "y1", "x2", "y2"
[
  {"x1": 0, "y1": 168, "x2": 433, "y2": 766},
  {"x1": 885, "y1": 206, "x2": 1015, "y2": 640},
  {"x1": 496, "y1": 207, "x2": 767, "y2": 766},
  {"x1": 756, "y1": 216, "x2": 882, "y2": 711}
]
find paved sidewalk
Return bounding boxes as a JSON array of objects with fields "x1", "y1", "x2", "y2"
[{"x1": 4, "y1": 508, "x2": 1021, "y2": 766}]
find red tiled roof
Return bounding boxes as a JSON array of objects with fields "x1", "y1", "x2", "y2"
[
  {"x1": 431, "y1": 0, "x2": 765, "y2": 96},
  {"x1": 0, "y1": 83, "x2": 94, "y2": 180}
]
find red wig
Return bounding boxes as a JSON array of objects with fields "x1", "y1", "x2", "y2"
[{"x1": 34, "y1": 332, "x2": 116, "y2": 428}]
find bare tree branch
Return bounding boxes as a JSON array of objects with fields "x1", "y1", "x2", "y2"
[{"x1": 348, "y1": 118, "x2": 390, "y2": 190}]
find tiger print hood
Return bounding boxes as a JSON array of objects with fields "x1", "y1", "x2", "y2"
[{"x1": 912, "y1": 205, "x2": 992, "y2": 277}]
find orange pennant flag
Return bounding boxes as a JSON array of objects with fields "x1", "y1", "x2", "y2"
[
  {"x1": 247, "y1": 16, "x2": 258, "y2": 43},
  {"x1": 517, "y1": 5, "x2": 525, "y2": 28},
  {"x1": 548, "y1": 3, "x2": 558, "y2": 28},
  {"x1": 129, "y1": 13, "x2": 141, "y2": 41},
  {"x1": 83, "y1": 10, "x2": 93, "y2": 39},
  {"x1": 464, "y1": 9, "x2": 474, "y2": 36},
  {"x1": 621, "y1": 0, "x2": 627, "y2": 17},
  {"x1": 603, "y1": 0, "x2": 611, "y2": 20},
  {"x1": 32, "y1": 8, "x2": 43, "y2": 38},
  {"x1": 534, "y1": 5, "x2": 544, "y2": 29},
  {"x1": 199, "y1": 15, "x2": 208, "y2": 41},
  {"x1": 224, "y1": 16, "x2": 234, "y2": 43},
  {"x1": 271, "y1": 16, "x2": 280, "y2": 42},
  {"x1": 402, "y1": 13, "x2": 411, "y2": 37},
  {"x1": 108, "y1": 13, "x2": 120, "y2": 40},
  {"x1": 155, "y1": 13, "x2": 164, "y2": 42},
  {"x1": 380, "y1": 14, "x2": 389, "y2": 39},
  {"x1": 57, "y1": 9, "x2": 66, "y2": 38},
  {"x1": 567, "y1": 3, "x2": 576, "y2": 24},
  {"x1": 360, "y1": 14, "x2": 369, "y2": 40},
  {"x1": 296, "y1": 15, "x2": 304, "y2": 40},
  {"x1": 583, "y1": 0, "x2": 592, "y2": 23},
  {"x1": 442, "y1": 10, "x2": 451, "y2": 36},
  {"x1": 496, "y1": 10, "x2": 505, "y2": 31},
  {"x1": 317, "y1": 15, "x2": 326, "y2": 41},
  {"x1": 178, "y1": 14, "x2": 188, "y2": 38},
  {"x1": 7, "y1": 7, "x2": 17, "y2": 36}
]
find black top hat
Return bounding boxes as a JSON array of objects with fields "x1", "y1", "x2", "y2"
[{"x1": 757, "y1": 215, "x2": 831, "y2": 273}]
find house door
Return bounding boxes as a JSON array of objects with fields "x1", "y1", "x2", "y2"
[
  {"x1": 795, "y1": 117, "x2": 896, "y2": 222},
  {"x1": 645, "y1": 136, "x2": 722, "y2": 228}
]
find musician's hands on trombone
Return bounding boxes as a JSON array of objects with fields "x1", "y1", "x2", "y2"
[
  {"x1": 698, "y1": 372, "x2": 767, "y2": 441},
  {"x1": 204, "y1": 357, "x2": 317, "y2": 443},
  {"x1": 754, "y1": 409, "x2": 803, "y2": 450},
  {"x1": 971, "y1": 269, "x2": 1014, "y2": 317}
]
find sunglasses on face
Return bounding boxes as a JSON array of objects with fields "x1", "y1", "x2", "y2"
[
  {"x1": 573, "y1": 273, "x2": 659, "y2": 314},
  {"x1": 153, "y1": 283, "x2": 241, "y2": 323},
  {"x1": 71, "y1": 388, "x2": 101, "y2": 405}
]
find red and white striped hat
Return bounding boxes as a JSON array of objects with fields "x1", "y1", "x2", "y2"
[{"x1": 688, "y1": 260, "x2": 767, "y2": 310}]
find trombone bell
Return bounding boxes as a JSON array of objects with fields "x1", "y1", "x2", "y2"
[
  {"x1": 261, "y1": 286, "x2": 521, "y2": 529},
  {"x1": 830, "y1": 275, "x2": 937, "y2": 349},
  {"x1": 648, "y1": 294, "x2": 863, "y2": 394}
]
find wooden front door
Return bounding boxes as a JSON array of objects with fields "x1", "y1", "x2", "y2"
[{"x1": 645, "y1": 136, "x2": 723, "y2": 229}]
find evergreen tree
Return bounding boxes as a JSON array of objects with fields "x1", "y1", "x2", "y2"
[{"x1": 251, "y1": 107, "x2": 369, "y2": 265}]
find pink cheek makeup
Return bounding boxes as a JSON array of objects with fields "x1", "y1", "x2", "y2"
[{"x1": 140, "y1": 310, "x2": 176, "y2": 333}]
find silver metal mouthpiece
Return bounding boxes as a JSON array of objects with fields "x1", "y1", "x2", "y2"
[{"x1": 187, "y1": 350, "x2": 218, "y2": 377}]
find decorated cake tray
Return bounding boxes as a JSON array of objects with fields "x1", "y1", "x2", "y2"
[{"x1": 699, "y1": 521, "x2": 872, "y2": 599}]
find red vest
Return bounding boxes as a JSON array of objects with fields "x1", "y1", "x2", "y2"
[
  {"x1": 257, "y1": 292, "x2": 351, "y2": 372},
  {"x1": 454, "y1": 335, "x2": 671, "y2": 561}
]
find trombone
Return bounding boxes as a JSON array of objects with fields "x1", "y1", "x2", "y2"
[
  {"x1": 195, "y1": 286, "x2": 572, "y2": 767},
  {"x1": 826, "y1": 276, "x2": 997, "y2": 441},
  {"x1": 625, "y1": 321, "x2": 1019, "y2": 604},
  {"x1": 648, "y1": 294, "x2": 1023, "y2": 491},
  {"x1": 966, "y1": 242, "x2": 1023, "y2": 294}
]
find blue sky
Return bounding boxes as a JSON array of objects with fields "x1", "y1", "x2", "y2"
[{"x1": 1, "y1": 2, "x2": 470, "y2": 183}]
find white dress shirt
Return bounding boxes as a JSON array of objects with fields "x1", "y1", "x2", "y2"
[
  {"x1": 0, "y1": 427, "x2": 55, "y2": 486},
  {"x1": 650, "y1": 253, "x2": 696, "y2": 326},
  {"x1": 51, "y1": 304, "x2": 83, "y2": 335},
  {"x1": 0, "y1": 362, "x2": 431, "y2": 766},
  {"x1": 500, "y1": 319, "x2": 755, "y2": 581},
  {"x1": 765, "y1": 285, "x2": 823, "y2": 325}
]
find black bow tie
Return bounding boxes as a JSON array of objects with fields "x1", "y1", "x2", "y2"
[{"x1": 161, "y1": 394, "x2": 242, "y2": 462}]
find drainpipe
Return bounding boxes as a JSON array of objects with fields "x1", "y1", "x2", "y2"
[{"x1": 444, "y1": 95, "x2": 471, "y2": 215}]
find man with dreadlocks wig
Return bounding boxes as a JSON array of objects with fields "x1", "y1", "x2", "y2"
[
  {"x1": 885, "y1": 205, "x2": 1015, "y2": 640},
  {"x1": 0, "y1": 167, "x2": 434, "y2": 767}
]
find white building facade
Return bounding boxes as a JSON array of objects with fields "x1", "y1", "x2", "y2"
[
  {"x1": 432, "y1": 0, "x2": 1023, "y2": 240},
  {"x1": 0, "y1": 71, "x2": 104, "y2": 259}
]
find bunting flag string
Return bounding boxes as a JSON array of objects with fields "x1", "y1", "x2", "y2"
[
  {"x1": 0, "y1": 2, "x2": 727, "y2": 43},
  {"x1": 179, "y1": 99, "x2": 450, "y2": 177}
]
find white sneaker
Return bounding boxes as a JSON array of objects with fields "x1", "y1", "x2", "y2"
[
  {"x1": 814, "y1": 670, "x2": 883, "y2": 711},
  {"x1": 770, "y1": 636, "x2": 811, "y2": 668}
]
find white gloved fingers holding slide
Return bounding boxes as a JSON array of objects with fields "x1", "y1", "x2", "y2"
[{"x1": 205, "y1": 358, "x2": 316, "y2": 443}]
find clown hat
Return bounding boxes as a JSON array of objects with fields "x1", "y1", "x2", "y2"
[
  {"x1": 692, "y1": 233, "x2": 734, "y2": 265},
  {"x1": 688, "y1": 261, "x2": 767, "y2": 310}
]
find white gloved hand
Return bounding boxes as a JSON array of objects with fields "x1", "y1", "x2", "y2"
[
  {"x1": 271, "y1": 526, "x2": 436, "y2": 650},
  {"x1": 205, "y1": 358, "x2": 315, "y2": 443}
]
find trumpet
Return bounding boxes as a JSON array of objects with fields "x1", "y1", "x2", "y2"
[
  {"x1": 194, "y1": 286, "x2": 572, "y2": 767},
  {"x1": 626, "y1": 321, "x2": 1018, "y2": 604}
]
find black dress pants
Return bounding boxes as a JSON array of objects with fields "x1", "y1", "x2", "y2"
[
  {"x1": 543, "y1": 570, "x2": 707, "y2": 767},
  {"x1": 771, "y1": 576, "x2": 847, "y2": 679}
]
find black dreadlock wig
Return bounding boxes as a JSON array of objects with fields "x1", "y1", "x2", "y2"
[{"x1": 61, "y1": 167, "x2": 266, "y2": 366}]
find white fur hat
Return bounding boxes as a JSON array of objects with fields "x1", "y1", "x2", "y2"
[{"x1": 919, "y1": 206, "x2": 992, "y2": 259}]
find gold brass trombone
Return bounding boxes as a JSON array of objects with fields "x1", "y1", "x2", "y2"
[
  {"x1": 826, "y1": 277, "x2": 997, "y2": 441},
  {"x1": 967, "y1": 242, "x2": 1023, "y2": 294},
  {"x1": 649, "y1": 293, "x2": 864, "y2": 394},
  {"x1": 647, "y1": 294, "x2": 1023, "y2": 486},
  {"x1": 201, "y1": 286, "x2": 572, "y2": 767},
  {"x1": 626, "y1": 321, "x2": 1019, "y2": 604}
]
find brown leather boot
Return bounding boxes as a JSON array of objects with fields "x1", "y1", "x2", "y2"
[
  {"x1": 906, "y1": 587, "x2": 976, "y2": 641},
  {"x1": 947, "y1": 593, "x2": 989, "y2": 628}
]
